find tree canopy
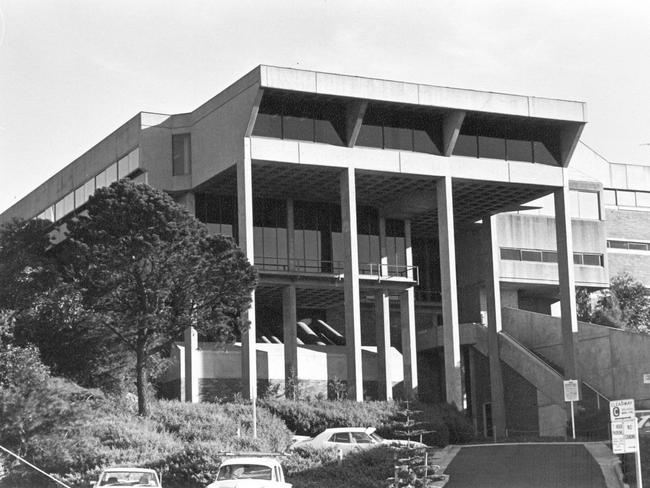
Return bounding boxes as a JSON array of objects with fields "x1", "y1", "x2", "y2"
[
  {"x1": 0, "y1": 180, "x2": 257, "y2": 415},
  {"x1": 578, "y1": 273, "x2": 650, "y2": 334}
]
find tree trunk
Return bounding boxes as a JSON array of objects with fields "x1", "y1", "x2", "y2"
[{"x1": 135, "y1": 341, "x2": 149, "y2": 416}]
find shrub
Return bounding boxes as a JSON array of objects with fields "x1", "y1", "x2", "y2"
[{"x1": 260, "y1": 398, "x2": 474, "y2": 446}]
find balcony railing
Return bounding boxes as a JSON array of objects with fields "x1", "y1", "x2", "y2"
[{"x1": 254, "y1": 256, "x2": 418, "y2": 281}]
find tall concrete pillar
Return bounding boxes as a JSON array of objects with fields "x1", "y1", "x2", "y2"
[
  {"x1": 483, "y1": 216, "x2": 506, "y2": 438},
  {"x1": 379, "y1": 216, "x2": 388, "y2": 277},
  {"x1": 437, "y1": 176, "x2": 463, "y2": 409},
  {"x1": 237, "y1": 147, "x2": 257, "y2": 400},
  {"x1": 400, "y1": 219, "x2": 418, "y2": 399},
  {"x1": 283, "y1": 284, "x2": 298, "y2": 397},
  {"x1": 184, "y1": 326, "x2": 198, "y2": 403},
  {"x1": 375, "y1": 291, "x2": 392, "y2": 400},
  {"x1": 340, "y1": 167, "x2": 363, "y2": 401},
  {"x1": 287, "y1": 198, "x2": 295, "y2": 271},
  {"x1": 554, "y1": 179, "x2": 579, "y2": 381}
]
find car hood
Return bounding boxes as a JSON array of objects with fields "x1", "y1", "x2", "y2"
[{"x1": 206, "y1": 480, "x2": 291, "y2": 488}]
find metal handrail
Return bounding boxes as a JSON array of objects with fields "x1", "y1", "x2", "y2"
[{"x1": 254, "y1": 256, "x2": 418, "y2": 281}]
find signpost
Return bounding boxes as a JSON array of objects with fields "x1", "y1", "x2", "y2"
[
  {"x1": 610, "y1": 399, "x2": 643, "y2": 488},
  {"x1": 564, "y1": 380, "x2": 579, "y2": 439}
]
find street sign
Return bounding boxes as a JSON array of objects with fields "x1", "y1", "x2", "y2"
[
  {"x1": 612, "y1": 419, "x2": 638, "y2": 454},
  {"x1": 564, "y1": 380, "x2": 580, "y2": 402},
  {"x1": 610, "y1": 399, "x2": 636, "y2": 421},
  {"x1": 644, "y1": 374, "x2": 650, "y2": 384}
]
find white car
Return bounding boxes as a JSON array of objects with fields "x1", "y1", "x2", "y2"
[
  {"x1": 206, "y1": 456, "x2": 292, "y2": 488},
  {"x1": 93, "y1": 467, "x2": 161, "y2": 487},
  {"x1": 289, "y1": 427, "x2": 427, "y2": 452}
]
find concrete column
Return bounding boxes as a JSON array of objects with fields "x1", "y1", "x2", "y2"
[
  {"x1": 287, "y1": 198, "x2": 295, "y2": 271},
  {"x1": 176, "y1": 192, "x2": 195, "y2": 215},
  {"x1": 177, "y1": 344, "x2": 186, "y2": 402},
  {"x1": 283, "y1": 284, "x2": 298, "y2": 397},
  {"x1": 237, "y1": 149, "x2": 257, "y2": 400},
  {"x1": 483, "y1": 215, "x2": 506, "y2": 438},
  {"x1": 184, "y1": 326, "x2": 198, "y2": 403},
  {"x1": 375, "y1": 291, "x2": 392, "y2": 401},
  {"x1": 401, "y1": 219, "x2": 418, "y2": 399},
  {"x1": 400, "y1": 289, "x2": 418, "y2": 400},
  {"x1": 340, "y1": 167, "x2": 363, "y2": 401},
  {"x1": 379, "y1": 216, "x2": 388, "y2": 277},
  {"x1": 554, "y1": 180, "x2": 579, "y2": 381},
  {"x1": 436, "y1": 176, "x2": 463, "y2": 409}
]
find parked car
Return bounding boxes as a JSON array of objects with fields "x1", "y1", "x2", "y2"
[
  {"x1": 206, "y1": 456, "x2": 292, "y2": 488},
  {"x1": 93, "y1": 467, "x2": 161, "y2": 487},
  {"x1": 289, "y1": 427, "x2": 427, "y2": 452}
]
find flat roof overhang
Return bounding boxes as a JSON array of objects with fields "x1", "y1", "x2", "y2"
[{"x1": 257, "y1": 65, "x2": 587, "y2": 123}]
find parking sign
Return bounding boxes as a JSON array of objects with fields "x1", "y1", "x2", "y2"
[{"x1": 610, "y1": 399, "x2": 635, "y2": 421}]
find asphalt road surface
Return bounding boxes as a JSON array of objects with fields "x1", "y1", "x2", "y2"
[{"x1": 444, "y1": 444, "x2": 608, "y2": 488}]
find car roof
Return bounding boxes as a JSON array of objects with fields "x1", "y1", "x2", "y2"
[
  {"x1": 320, "y1": 427, "x2": 376, "y2": 434},
  {"x1": 220, "y1": 457, "x2": 281, "y2": 468},
  {"x1": 102, "y1": 468, "x2": 158, "y2": 474}
]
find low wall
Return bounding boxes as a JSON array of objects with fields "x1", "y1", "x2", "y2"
[
  {"x1": 160, "y1": 343, "x2": 404, "y2": 401},
  {"x1": 502, "y1": 307, "x2": 650, "y2": 407}
]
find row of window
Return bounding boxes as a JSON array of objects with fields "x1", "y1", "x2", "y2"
[
  {"x1": 251, "y1": 93, "x2": 562, "y2": 165},
  {"x1": 515, "y1": 190, "x2": 600, "y2": 220},
  {"x1": 603, "y1": 188, "x2": 650, "y2": 209},
  {"x1": 195, "y1": 194, "x2": 407, "y2": 272},
  {"x1": 500, "y1": 247, "x2": 604, "y2": 266},
  {"x1": 607, "y1": 240, "x2": 650, "y2": 251},
  {"x1": 36, "y1": 148, "x2": 141, "y2": 222}
]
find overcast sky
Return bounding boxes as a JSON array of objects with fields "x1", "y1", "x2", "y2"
[{"x1": 1, "y1": 0, "x2": 649, "y2": 214}]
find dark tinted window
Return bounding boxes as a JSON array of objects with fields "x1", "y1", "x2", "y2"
[
  {"x1": 582, "y1": 254, "x2": 602, "y2": 266},
  {"x1": 521, "y1": 250, "x2": 542, "y2": 262},
  {"x1": 500, "y1": 248, "x2": 521, "y2": 260},
  {"x1": 172, "y1": 133, "x2": 191, "y2": 176}
]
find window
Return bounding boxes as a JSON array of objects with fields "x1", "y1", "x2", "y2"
[
  {"x1": 172, "y1": 133, "x2": 192, "y2": 176},
  {"x1": 351, "y1": 432, "x2": 373, "y2": 444},
  {"x1": 617, "y1": 190, "x2": 636, "y2": 207},
  {"x1": 570, "y1": 191, "x2": 600, "y2": 220},
  {"x1": 603, "y1": 189, "x2": 616, "y2": 206},
  {"x1": 608, "y1": 240, "x2": 650, "y2": 251},
  {"x1": 501, "y1": 247, "x2": 602, "y2": 267},
  {"x1": 329, "y1": 432, "x2": 350, "y2": 443}
]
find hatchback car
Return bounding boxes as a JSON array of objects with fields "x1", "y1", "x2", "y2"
[{"x1": 94, "y1": 467, "x2": 161, "y2": 487}]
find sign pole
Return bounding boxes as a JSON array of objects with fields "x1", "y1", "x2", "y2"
[
  {"x1": 570, "y1": 400, "x2": 576, "y2": 440},
  {"x1": 635, "y1": 417, "x2": 643, "y2": 488}
]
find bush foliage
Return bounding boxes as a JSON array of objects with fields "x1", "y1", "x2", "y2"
[{"x1": 260, "y1": 397, "x2": 474, "y2": 446}]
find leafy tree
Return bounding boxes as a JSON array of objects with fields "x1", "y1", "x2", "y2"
[
  {"x1": 64, "y1": 180, "x2": 257, "y2": 415},
  {"x1": 583, "y1": 273, "x2": 650, "y2": 334}
]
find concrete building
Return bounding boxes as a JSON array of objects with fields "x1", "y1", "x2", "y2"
[{"x1": 3, "y1": 65, "x2": 649, "y2": 437}]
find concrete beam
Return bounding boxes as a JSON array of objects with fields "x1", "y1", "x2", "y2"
[
  {"x1": 483, "y1": 216, "x2": 506, "y2": 438},
  {"x1": 559, "y1": 123, "x2": 585, "y2": 167},
  {"x1": 442, "y1": 110, "x2": 466, "y2": 157},
  {"x1": 245, "y1": 88, "x2": 265, "y2": 137},
  {"x1": 345, "y1": 100, "x2": 368, "y2": 148},
  {"x1": 340, "y1": 168, "x2": 363, "y2": 401},
  {"x1": 437, "y1": 176, "x2": 463, "y2": 409},
  {"x1": 375, "y1": 291, "x2": 392, "y2": 401},
  {"x1": 238, "y1": 145, "x2": 257, "y2": 400},
  {"x1": 554, "y1": 173, "x2": 579, "y2": 382}
]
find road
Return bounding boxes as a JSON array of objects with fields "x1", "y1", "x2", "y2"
[{"x1": 443, "y1": 444, "x2": 608, "y2": 488}]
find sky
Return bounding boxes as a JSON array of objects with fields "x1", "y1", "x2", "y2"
[{"x1": 1, "y1": 0, "x2": 649, "y2": 214}]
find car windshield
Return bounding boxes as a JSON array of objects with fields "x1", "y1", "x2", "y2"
[
  {"x1": 217, "y1": 464, "x2": 272, "y2": 481},
  {"x1": 99, "y1": 471, "x2": 158, "y2": 486},
  {"x1": 369, "y1": 432, "x2": 384, "y2": 442}
]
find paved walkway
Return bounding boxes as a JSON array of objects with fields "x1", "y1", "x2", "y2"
[{"x1": 442, "y1": 444, "x2": 609, "y2": 488}]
